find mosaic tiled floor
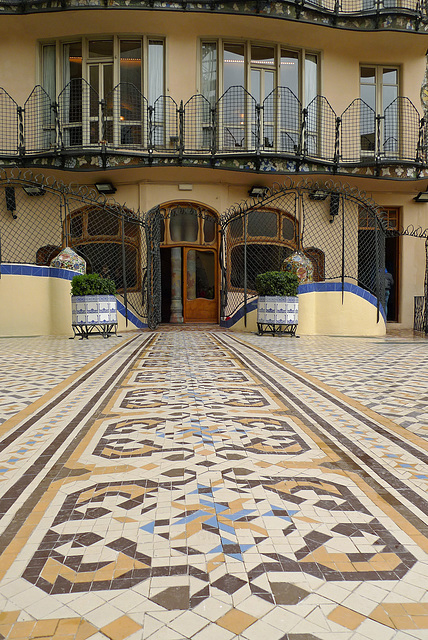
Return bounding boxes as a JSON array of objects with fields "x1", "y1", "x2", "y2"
[
  {"x1": 236, "y1": 332, "x2": 428, "y2": 440},
  {"x1": 1, "y1": 330, "x2": 428, "y2": 639},
  {"x1": 0, "y1": 334, "x2": 134, "y2": 426}
]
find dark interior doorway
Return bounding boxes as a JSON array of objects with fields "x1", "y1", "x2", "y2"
[
  {"x1": 160, "y1": 247, "x2": 172, "y2": 323},
  {"x1": 385, "y1": 234, "x2": 399, "y2": 322}
]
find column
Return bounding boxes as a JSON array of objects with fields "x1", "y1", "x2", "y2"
[{"x1": 170, "y1": 247, "x2": 184, "y2": 323}]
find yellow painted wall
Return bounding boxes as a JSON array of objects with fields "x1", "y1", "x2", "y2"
[
  {"x1": 0, "y1": 11, "x2": 424, "y2": 109},
  {"x1": 231, "y1": 291, "x2": 386, "y2": 336},
  {"x1": 0, "y1": 274, "x2": 141, "y2": 336}
]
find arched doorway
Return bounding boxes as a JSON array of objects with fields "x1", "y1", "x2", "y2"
[{"x1": 149, "y1": 202, "x2": 220, "y2": 325}]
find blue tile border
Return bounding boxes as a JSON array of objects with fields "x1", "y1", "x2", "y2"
[
  {"x1": 116, "y1": 300, "x2": 147, "y2": 329},
  {"x1": 0, "y1": 263, "x2": 148, "y2": 329},
  {"x1": 220, "y1": 281, "x2": 386, "y2": 328}
]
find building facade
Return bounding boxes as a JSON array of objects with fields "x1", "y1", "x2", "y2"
[{"x1": 0, "y1": 0, "x2": 427, "y2": 335}]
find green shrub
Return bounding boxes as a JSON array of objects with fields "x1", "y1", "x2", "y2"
[
  {"x1": 255, "y1": 270, "x2": 299, "y2": 297},
  {"x1": 71, "y1": 273, "x2": 116, "y2": 296}
]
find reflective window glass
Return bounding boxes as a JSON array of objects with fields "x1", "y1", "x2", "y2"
[
  {"x1": 248, "y1": 210, "x2": 277, "y2": 238},
  {"x1": 170, "y1": 208, "x2": 199, "y2": 242}
]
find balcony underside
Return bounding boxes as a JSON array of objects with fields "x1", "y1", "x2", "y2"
[
  {"x1": 2, "y1": 150, "x2": 427, "y2": 179},
  {"x1": 0, "y1": 0, "x2": 427, "y2": 32}
]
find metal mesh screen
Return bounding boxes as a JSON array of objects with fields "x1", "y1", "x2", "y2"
[
  {"x1": 58, "y1": 79, "x2": 101, "y2": 148},
  {"x1": 216, "y1": 86, "x2": 258, "y2": 152},
  {"x1": 151, "y1": 96, "x2": 179, "y2": 152},
  {"x1": 0, "y1": 178, "x2": 147, "y2": 323},
  {"x1": 383, "y1": 97, "x2": 420, "y2": 162},
  {"x1": 222, "y1": 191, "x2": 298, "y2": 318},
  {"x1": 0, "y1": 185, "x2": 63, "y2": 264},
  {"x1": 221, "y1": 184, "x2": 386, "y2": 322},
  {"x1": 262, "y1": 87, "x2": 301, "y2": 154},
  {"x1": 183, "y1": 94, "x2": 214, "y2": 154},
  {"x1": 0, "y1": 85, "x2": 425, "y2": 164},
  {"x1": 0, "y1": 89, "x2": 18, "y2": 156},
  {"x1": 341, "y1": 98, "x2": 376, "y2": 162},
  {"x1": 24, "y1": 86, "x2": 55, "y2": 154},
  {"x1": 306, "y1": 96, "x2": 337, "y2": 161}
]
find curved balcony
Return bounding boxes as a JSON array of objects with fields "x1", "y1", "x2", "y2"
[
  {"x1": 0, "y1": 82, "x2": 426, "y2": 179},
  {"x1": 0, "y1": 0, "x2": 426, "y2": 32}
]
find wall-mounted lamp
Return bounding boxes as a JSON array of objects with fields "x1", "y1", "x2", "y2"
[
  {"x1": 23, "y1": 185, "x2": 45, "y2": 196},
  {"x1": 329, "y1": 193, "x2": 340, "y2": 223},
  {"x1": 414, "y1": 190, "x2": 428, "y2": 202},
  {"x1": 5, "y1": 187, "x2": 17, "y2": 219},
  {"x1": 95, "y1": 182, "x2": 116, "y2": 195},
  {"x1": 248, "y1": 186, "x2": 269, "y2": 197},
  {"x1": 308, "y1": 190, "x2": 328, "y2": 201}
]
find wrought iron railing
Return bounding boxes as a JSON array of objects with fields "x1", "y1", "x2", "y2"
[
  {"x1": 1, "y1": 82, "x2": 426, "y2": 169},
  {"x1": 0, "y1": 0, "x2": 426, "y2": 27}
]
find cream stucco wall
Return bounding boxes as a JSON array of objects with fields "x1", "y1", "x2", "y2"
[
  {"x1": 231, "y1": 290, "x2": 386, "y2": 336},
  {"x1": 0, "y1": 273, "x2": 141, "y2": 336},
  {"x1": 0, "y1": 11, "x2": 424, "y2": 109}
]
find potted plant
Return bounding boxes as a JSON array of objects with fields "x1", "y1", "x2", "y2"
[
  {"x1": 255, "y1": 270, "x2": 299, "y2": 336},
  {"x1": 70, "y1": 273, "x2": 118, "y2": 339}
]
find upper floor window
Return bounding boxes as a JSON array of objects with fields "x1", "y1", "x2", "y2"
[
  {"x1": 201, "y1": 40, "x2": 319, "y2": 106},
  {"x1": 41, "y1": 37, "x2": 164, "y2": 103},
  {"x1": 41, "y1": 36, "x2": 164, "y2": 147},
  {"x1": 360, "y1": 65, "x2": 399, "y2": 154}
]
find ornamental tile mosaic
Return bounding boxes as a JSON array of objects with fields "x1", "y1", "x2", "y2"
[{"x1": 1, "y1": 330, "x2": 428, "y2": 640}]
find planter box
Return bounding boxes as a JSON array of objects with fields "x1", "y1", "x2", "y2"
[
  {"x1": 71, "y1": 295, "x2": 118, "y2": 339},
  {"x1": 257, "y1": 295, "x2": 298, "y2": 336}
]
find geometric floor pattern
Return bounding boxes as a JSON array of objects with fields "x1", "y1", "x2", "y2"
[{"x1": 1, "y1": 330, "x2": 428, "y2": 639}]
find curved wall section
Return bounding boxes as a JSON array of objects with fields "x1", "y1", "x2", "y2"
[
  {"x1": 224, "y1": 282, "x2": 386, "y2": 336},
  {"x1": 0, "y1": 265, "x2": 145, "y2": 336}
]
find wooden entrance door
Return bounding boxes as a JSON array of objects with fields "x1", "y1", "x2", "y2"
[{"x1": 183, "y1": 247, "x2": 218, "y2": 323}]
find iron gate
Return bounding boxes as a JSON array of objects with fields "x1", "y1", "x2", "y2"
[
  {"x1": 220, "y1": 179, "x2": 387, "y2": 325},
  {"x1": 0, "y1": 169, "x2": 147, "y2": 324}
]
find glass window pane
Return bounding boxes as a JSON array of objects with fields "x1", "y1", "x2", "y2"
[
  {"x1": 231, "y1": 244, "x2": 293, "y2": 289},
  {"x1": 148, "y1": 41, "x2": 164, "y2": 106},
  {"x1": 230, "y1": 217, "x2": 243, "y2": 238},
  {"x1": 64, "y1": 42, "x2": 82, "y2": 81},
  {"x1": 104, "y1": 64, "x2": 113, "y2": 97},
  {"x1": 201, "y1": 42, "x2": 217, "y2": 106},
  {"x1": 305, "y1": 54, "x2": 318, "y2": 107},
  {"x1": 191, "y1": 250, "x2": 215, "y2": 299},
  {"x1": 224, "y1": 43, "x2": 245, "y2": 91},
  {"x1": 383, "y1": 85, "x2": 397, "y2": 111},
  {"x1": 248, "y1": 210, "x2": 277, "y2": 237},
  {"x1": 87, "y1": 209, "x2": 119, "y2": 237},
  {"x1": 282, "y1": 217, "x2": 295, "y2": 240},
  {"x1": 120, "y1": 41, "x2": 142, "y2": 91},
  {"x1": 42, "y1": 45, "x2": 56, "y2": 101},
  {"x1": 280, "y1": 50, "x2": 299, "y2": 95},
  {"x1": 89, "y1": 66, "x2": 99, "y2": 117},
  {"x1": 251, "y1": 69, "x2": 261, "y2": 104},
  {"x1": 265, "y1": 71, "x2": 274, "y2": 99},
  {"x1": 251, "y1": 45, "x2": 275, "y2": 65},
  {"x1": 383, "y1": 68, "x2": 398, "y2": 85},
  {"x1": 204, "y1": 216, "x2": 216, "y2": 243},
  {"x1": 361, "y1": 84, "x2": 376, "y2": 109},
  {"x1": 89, "y1": 40, "x2": 113, "y2": 58},
  {"x1": 75, "y1": 242, "x2": 137, "y2": 288},
  {"x1": 360, "y1": 67, "x2": 375, "y2": 83},
  {"x1": 70, "y1": 215, "x2": 83, "y2": 238},
  {"x1": 170, "y1": 208, "x2": 199, "y2": 242}
]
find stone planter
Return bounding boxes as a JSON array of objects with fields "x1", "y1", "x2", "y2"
[
  {"x1": 257, "y1": 295, "x2": 298, "y2": 336},
  {"x1": 71, "y1": 295, "x2": 118, "y2": 339}
]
